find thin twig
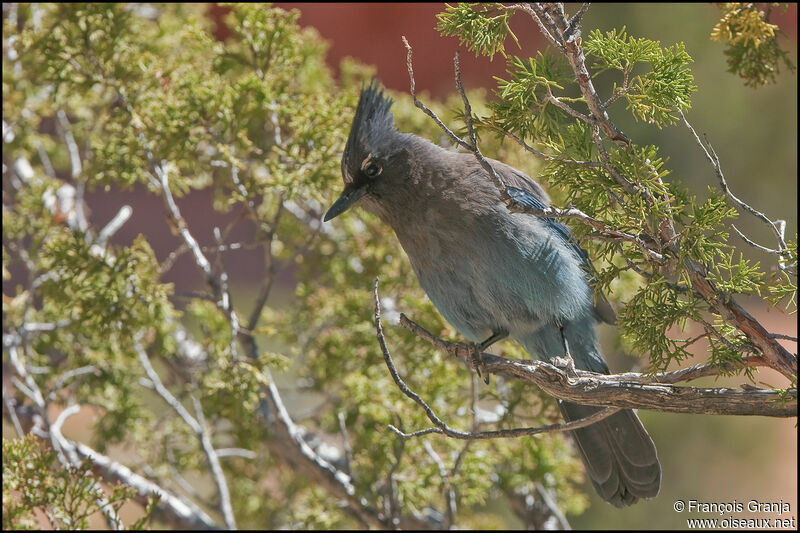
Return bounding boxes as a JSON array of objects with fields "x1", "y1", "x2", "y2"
[
  {"x1": 731, "y1": 224, "x2": 783, "y2": 255},
  {"x1": 337, "y1": 410, "x2": 355, "y2": 477},
  {"x1": 494, "y1": 124, "x2": 602, "y2": 167},
  {"x1": 47, "y1": 366, "x2": 98, "y2": 402},
  {"x1": 192, "y1": 396, "x2": 237, "y2": 530},
  {"x1": 402, "y1": 36, "x2": 472, "y2": 151},
  {"x1": 96, "y1": 205, "x2": 132, "y2": 247},
  {"x1": 508, "y1": 3, "x2": 565, "y2": 52},
  {"x1": 534, "y1": 482, "x2": 571, "y2": 530},
  {"x1": 137, "y1": 341, "x2": 236, "y2": 528},
  {"x1": 544, "y1": 86, "x2": 593, "y2": 124},
  {"x1": 769, "y1": 333, "x2": 798, "y2": 342},
  {"x1": 55, "y1": 110, "x2": 88, "y2": 233},
  {"x1": 213, "y1": 227, "x2": 240, "y2": 361},
  {"x1": 50, "y1": 404, "x2": 123, "y2": 530},
  {"x1": 529, "y1": 3, "x2": 630, "y2": 144},
  {"x1": 567, "y1": 3, "x2": 590, "y2": 32},
  {"x1": 453, "y1": 51, "x2": 512, "y2": 200},
  {"x1": 3, "y1": 393, "x2": 25, "y2": 437},
  {"x1": 136, "y1": 342, "x2": 201, "y2": 434},
  {"x1": 423, "y1": 441, "x2": 456, "y2": 528},
  {"x1": 679, "y1": 110, "x2": 788, "y2": 255},
  {"x1": 385, "y1": 415, "x2": 405, "y2": 528},
  {"x1": 246, "y1": 200, "x2": 284, "y2": 331}
]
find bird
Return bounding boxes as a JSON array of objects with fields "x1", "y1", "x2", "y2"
[{"x1": 324, "y1": 81, "x2": 661, "y2": 508}]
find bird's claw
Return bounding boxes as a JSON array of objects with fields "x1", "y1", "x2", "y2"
[
  {"x1": 550, "y1": 355, "x2": 578, "y2": 377},
  {"x1": 470, "y1": 343, "x2": 490, "y2": 385}
]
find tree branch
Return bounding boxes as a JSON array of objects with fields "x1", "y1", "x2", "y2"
[
  {"x1": 493, "y1": 3, "x2": 798, "y2": 381},
  {"x1": 529, "y1": 3, "x2": 629, "y2": 145},
  {"x1": 397, "y1": 313, "x2": 796, "y2": 418},
  {"x1": 679, "y1": 109, "x2": 789, "y2": 256}
]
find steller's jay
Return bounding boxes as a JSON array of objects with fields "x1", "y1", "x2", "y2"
[{"x1": 324, "y1": 82, "x2": 661, "y2": 507}]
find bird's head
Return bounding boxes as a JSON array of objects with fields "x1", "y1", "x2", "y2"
[{"x1": 324, "y1": 81, "x2": 411, "y2": 222}]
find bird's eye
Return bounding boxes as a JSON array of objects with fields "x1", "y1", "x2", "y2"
[{"x1": 364, "y1": 162, "x2": 381, "y2": 178}]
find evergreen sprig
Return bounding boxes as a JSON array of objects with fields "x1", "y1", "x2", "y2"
[
  {"x1": 585, "y1": 28, "x2": 696, "y2": 126},
  {"x1": 711, "y1": 3, "x2": 796, "y2": 87},
  {"x1": 436, "y1": 3, "x2": 520, "y2": 59}
]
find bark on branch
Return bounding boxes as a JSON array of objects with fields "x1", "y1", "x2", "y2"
[{"x1": 398, "y1": 314, "x2": 796, "y2": 418}]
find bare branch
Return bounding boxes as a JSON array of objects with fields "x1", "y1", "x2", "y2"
[
  {"x1": 453, "y1": 50, "x2": 513, "y2": 202},
  {"x1": 423, "y1": 441, "x2": 456, "y2": 528},
  {"x1": 506, "y1": 4, "x2": 564, "y2": 52},
  {"x1": 3, "y1": 392, "x2": 25, "y2": 437},
  {"x1": 683, "y1": 260, "x2": 797, "y2": 379},
  {"x1": 529, "y1": 3, "x2": 630, "y2": 144},
  {"x1": 50, "y1": 404, "x2": 123, "y2": 530},
  {"x1": 385, "y1": 415, "x2": 405, "y2": 527},
  {"x1": 56, "y1": 110, "x2": 82, "y2": 180},
  {"x1": 15, "y1": 402, "x2": 220, "y2": 531},
  {"x1": 398, "y1": 312, "x2": 795, "y2": 417},
  {"x1": 337, "y1": 410, "x2": 355, "y2": 477},
  {"x1": 246, "y1": 200, "x2": 284, "y2": 332},
  {"x1": 402, "y1": 36, "x2": 472, "y2": 151},
  {"x1": 136, "y1": 342, "x2": 201, "y2": 434},
  {"x1": 47, "y1": 366, "x2": 98, "y2": 402},
  {"x1": 679, "y1": 110, "x2": 788, "y2": 255},
  {"x1": 55, "y1": 110, "x2": 88, "y2": 233},
  {"x1": 96, "y1": 205, "x2": 132, "y2": 247},
  {"x1": 544, "y1": 87, "x2": 593, "y2": 124},
  {"x1": 137, "y1": 341, "x2": 236, "y2": 528},
  {"x1": 731, "y1": 224, "x2": 785, "y2": 255},
  {"x1": 192, "y1": 396, "x2": 236, "y2": 530},
  {"x1": 492, "y1": 124, "x2": 602, "y2": 167},
  {"x1": 567, "y1": 3, "x2": 590, "y2": 32}
]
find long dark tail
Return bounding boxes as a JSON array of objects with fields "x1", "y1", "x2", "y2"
[
  {"x1": 520, "y1": 321, "x2": 661, "y2": 506},
  {"x1": 560, "y1": 401, "x2": 661, "y2": 507}
]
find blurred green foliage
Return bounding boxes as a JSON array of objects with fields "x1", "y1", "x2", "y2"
[
  {"x1": 711, "y1": 3, "x2": 796, "y2": 88},
  {"x1": 2, "y1": 435, "x2": 156, "y2": 530},
  {"x1": 3, "y1": 2, "x2": 796, "y2": 529}
]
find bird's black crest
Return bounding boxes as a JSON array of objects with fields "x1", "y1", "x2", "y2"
[{"x1": 342, "y1": 80, "x2": 396, "y2": 184}]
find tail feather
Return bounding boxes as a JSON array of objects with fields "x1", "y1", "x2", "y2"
[
  {"x1": 560, "y1": 401, "x2": 661, "y2": 508},
  {"x1": 520, "y1": 321, "x2": 661, "y2": 506}
]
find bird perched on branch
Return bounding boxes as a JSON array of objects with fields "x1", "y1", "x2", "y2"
[{"x1": 324, "y1": 81, "x2": 661, "y2": 508}]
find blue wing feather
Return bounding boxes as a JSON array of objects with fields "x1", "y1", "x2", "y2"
[{"x1": 506, "y1": 186, "x2": 590, "y2": 269}]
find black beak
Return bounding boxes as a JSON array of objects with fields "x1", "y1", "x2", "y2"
[{"x1": 324, "y1": 184, "x2": 367, "y2": 221}]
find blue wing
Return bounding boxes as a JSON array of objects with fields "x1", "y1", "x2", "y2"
[{"x1": 506, "y1": 185, "x2": 591, "y2": 269}]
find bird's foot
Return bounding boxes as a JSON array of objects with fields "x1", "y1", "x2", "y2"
[
  {"x1": 550, "y1": 355, "x2": 578, "y2": 377},
  {"x1": 469, "y1": 342, "x2": 490, "y2": 385},
  {"x1": 556, "y1": 324, "x2": 578, "y2": 377},
  {"x1": 469, "y1": 329, "x2": 508, "y2": 386}
]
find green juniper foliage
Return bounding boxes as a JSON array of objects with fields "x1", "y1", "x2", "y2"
[
  {"x1": 710, "y1": 3, "x2": 796, "y2": 88},
  {"x1": 436, "y1": 2, "x2": 796, "y2": 377},
  {"x1": 583, "y1": 27, "x2": 696, "y2": 126},
  {"x1": 2, "y1": 435, "x2": 157, "y2": 530},
  {"x1": 435, "y1": 3, "x2": 520, "y2": 60},
  {"x1": 3, "y1": 2, "x2": 796, "y2": 530}
]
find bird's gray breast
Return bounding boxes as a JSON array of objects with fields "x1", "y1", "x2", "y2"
[{"x1": 392, "y1": 196, "x2": 593, "y2": 344}]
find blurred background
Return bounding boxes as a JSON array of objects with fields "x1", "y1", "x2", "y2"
[
  {"x1": 230, "y1": 3, "x2": 799, "y2": 528},
  {"x1": 10, "y1": 3, "x2": 796, "y2": 529}
]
